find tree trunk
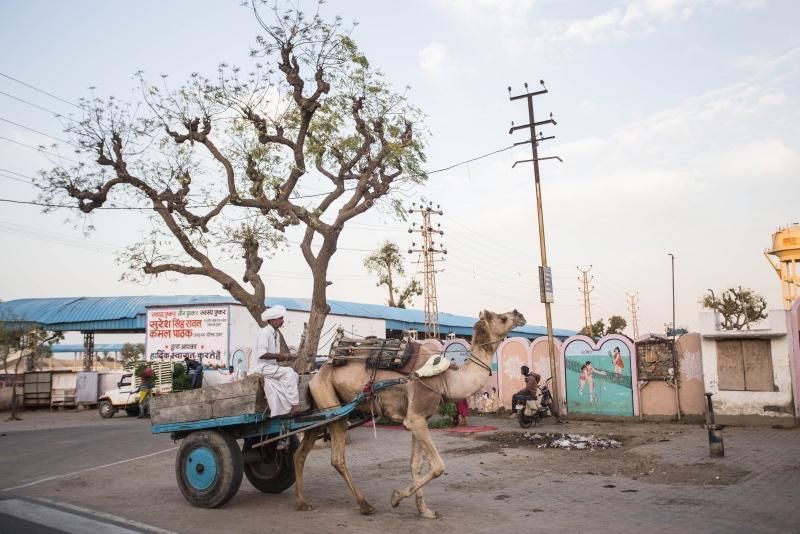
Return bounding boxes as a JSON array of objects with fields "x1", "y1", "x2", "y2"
[
  {"x1": 8, "y1": 356, "x2": 23, "y2": 421},
  {"x1": 299, "y1": 240, "x2": 335, "y2": 373}
]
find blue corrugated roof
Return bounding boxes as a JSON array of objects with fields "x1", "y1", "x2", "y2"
[{"x1": 0, "y1": 295, "x2": 575, "y2": 338}]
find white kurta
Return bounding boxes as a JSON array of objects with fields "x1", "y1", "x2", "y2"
[{"x1": 248, "y1": 324, "x2": 299, "y2": 416}]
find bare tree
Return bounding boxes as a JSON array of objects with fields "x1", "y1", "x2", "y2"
[
  {"x1": 701, "y1": 287, "x2": 768, "y2": 330},
  {"x1": 363, "y1": 240, "x2": 421, "y2": 308},
  {"x1": 34, "y1": 2, "x2": 427, "y2": 367}
]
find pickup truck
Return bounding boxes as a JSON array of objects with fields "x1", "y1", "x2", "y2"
[{"x1": 98, "y1": 373, "x2": 140, "y2": 418}]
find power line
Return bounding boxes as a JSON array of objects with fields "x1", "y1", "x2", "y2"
[
  {"x1": 0, "y1": 90, "x2": 71, "y2": 118},
  {"x1": 0, "y1": 72, "x2": 81, "y2": 109},
  {"x1": 0, "y1": 135, "x2": 80, "y2": 163},
  {"x1": 0, "y1": 167, "x2": 35, "y2": 180},
  {"x1": 0, "y1": 116, "x2": 76, "y2": 147}
]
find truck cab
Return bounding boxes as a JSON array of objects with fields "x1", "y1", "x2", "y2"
[{"x1": 98, "y1": 373, "x2": 140, "y2": 418}]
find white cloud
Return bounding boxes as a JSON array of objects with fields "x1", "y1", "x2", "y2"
[
  {"x1": 732, "y1": 47, "x2": 800, "y2": 75},
  {"x1": 438, "y1": 0, "x2": 769, "y2": 48},
  {"x1": 418, "y1": 42, "x2": 448, "y2": 74},
  {"x1": 435, "y1": 0, "x2": 536, "y2": 34}
]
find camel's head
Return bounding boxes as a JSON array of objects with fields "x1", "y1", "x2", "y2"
[{"x1": 477, "y1": 309, "x2": 526, "y2": 340}]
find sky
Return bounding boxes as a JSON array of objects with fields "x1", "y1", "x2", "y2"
[{"x1": 0, "y1": 0, "x2": 798, "y2": 339}]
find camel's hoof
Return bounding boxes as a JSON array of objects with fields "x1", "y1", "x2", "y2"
[
  {"x1": 419, "y1": 510, "x2": 440, "y2": 520},
  {"x1": 359, "y1": 502, "x2": 377, "y2": 515},
  {"x1": 296, "y1": 502, "x2": 314, "y2": 512},
  {"x1": 390, "y1": 490, "x2": 402, "y2": 508}
]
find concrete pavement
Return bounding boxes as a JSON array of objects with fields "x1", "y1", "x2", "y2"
[{"x1": 1, "y1": 410, "x2": 797, "y2": 533}]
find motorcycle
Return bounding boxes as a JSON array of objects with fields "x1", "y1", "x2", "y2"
[{"x1": 516, "y1": 377, "x2": 555, "y2": 428}]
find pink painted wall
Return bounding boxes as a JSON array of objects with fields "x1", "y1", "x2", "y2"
[
  {"x1": 790, "y1": 299, "x2": 800, "y2": 420},
  {"x1": 495, "y1": 337, "x2": 562, "y2": 410}
]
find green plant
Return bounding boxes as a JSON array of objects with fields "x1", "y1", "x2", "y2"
[
  {"x1": 427, "y1": 418, "x2": 455, "y2": 429},
  {"x1": 437, "y1": 401, "x2": 456, "y2": 419},
  {"x1": 171, "y1": 363, "x2": 192, "y2": 392},
  {"x1": 134, "y1": 362, "x2": 148, "y2": 378}
]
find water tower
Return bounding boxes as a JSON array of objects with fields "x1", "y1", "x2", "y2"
[{"x1": 765, "y1": 223, "x2": 800, "y2": 309}]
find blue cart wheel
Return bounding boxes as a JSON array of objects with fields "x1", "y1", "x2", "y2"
[
  {"x1": 185, "y1": 446, "x2": 218, "y2": 491},
  {"x1": 175, "y1": 430, "x2": 243, "y2": 508}
]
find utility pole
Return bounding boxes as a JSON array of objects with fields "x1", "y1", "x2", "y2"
[
  {"x1": 409, "y1": 202, "x2": 447, "y2": 339},
  {"x1": 508, "y1": 80, "x2": 562, "y2": 419},
  {"x1": 626, "y1": 291, "x2": 640, "y2": 339},
  {"x1": 577, "y1": 266, "x2": 594, "y2": 333}
]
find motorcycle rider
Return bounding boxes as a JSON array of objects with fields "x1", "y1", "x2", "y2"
[{"x1": 509, "y1": 365, "x2": 541, "y2": 417}]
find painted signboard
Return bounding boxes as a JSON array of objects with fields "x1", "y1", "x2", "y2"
[
  {"x1": 146, "y1": 305, "x2": 230, "y2": 364},
  {"x1": 562, "y1": 335, "x2": 635, "y2": 416}
]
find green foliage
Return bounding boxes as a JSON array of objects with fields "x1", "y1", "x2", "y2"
[
  {"x1": 171, "y1": 363, "x2": 192, "y2": 392},
  {"x1": 0, "y1": 316, "x2": 61, "y2": 372},
  {"x1": 427, "y1": 417, "x2": 455, "y2": 429},
  {"x1": 579, "y1": 320, "x2": 605, "y2": 339},
  {"x1": 580, "y1": 315, "x2": 628, "y2": 338},
  {"x1": 701, "y1": 287, "x2": 768, "y2": 330},
  {"x1": 134, "y1": 362, "x2": 148, "y2": 378},
  {"x1": 363, "y1": 241, "x2": 422, "y2": 308},
  {"x1": 606, "y1": 315, "x2": 627, "y2": 335},
  {"x1": 437, "y1": 401, "x2": 456, "y2": 419},
  {"x1": 121, "y1": 343, "x2": 146, "y2": 366}
]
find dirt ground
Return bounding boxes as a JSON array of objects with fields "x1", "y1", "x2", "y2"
[{"x1": 475, "y1": 420, "x2": 748, "y2": 485}]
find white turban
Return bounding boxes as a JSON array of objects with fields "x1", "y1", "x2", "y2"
[{"x1": 262, "y1": 305, "x2": 286, "y2": 322}]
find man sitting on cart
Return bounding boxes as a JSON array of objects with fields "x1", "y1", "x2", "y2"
[{"x1": 247, "y1": 305, "x2": 303, "y2": 417}]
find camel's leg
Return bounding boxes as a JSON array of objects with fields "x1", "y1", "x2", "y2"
[
  {"x1": 410, "y1": 434, "x2": 438, "y2": 519},
  {"x1": 294, "y1": 426, "x2": 321, "y2": 511},
  {"x1": 390, "y1": 415, "x2": 445, "y2": 518},
  {"x1": 328, "y1": 418, "x2": 376, "y2": 515}
]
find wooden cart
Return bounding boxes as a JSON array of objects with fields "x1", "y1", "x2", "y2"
[{"x1": 150, "y1": 375, "x2": 403, "y2": 508}]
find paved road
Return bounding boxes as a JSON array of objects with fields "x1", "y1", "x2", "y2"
[
  {"x1": 1, "y1": 410, "x2": 798, "y2": 533},
  {"x1": 0, "y1": 412, "x2": 173, "y2": 491}
]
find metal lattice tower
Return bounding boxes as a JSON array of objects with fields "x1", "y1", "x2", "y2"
[
  {"x1": 83, "y1": 332, "x2": 95, "y2": 371},
  {"x1": 627, "y1": 291, "x2": 640, "y2": 339},
  {"x1": 408, "y1": 202, "x2": 446, "y2": 339},
  {"x1": 577, "y1": 266, "x2": 594, "y2": 332}
]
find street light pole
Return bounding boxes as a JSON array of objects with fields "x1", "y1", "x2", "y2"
[
  {"x1": 667, "y1": 252, "x2": 681, "y2": 420},
  {"x1": 668, "y1": 253, "x2": 676, "y2": 336}
]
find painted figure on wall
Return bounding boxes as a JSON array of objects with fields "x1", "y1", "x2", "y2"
[{"x1": 564, "y1": 337, "x2": 634, "y2": 416}]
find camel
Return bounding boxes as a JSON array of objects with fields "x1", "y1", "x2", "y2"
[{"x1": 293, "y1": 308, "x2": 526, "y2": 519}]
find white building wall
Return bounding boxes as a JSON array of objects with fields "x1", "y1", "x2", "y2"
[
  {"x1": 699, "y1": 310, "x2": 794, "y2": 418},
  {"x1": 230, "y1": 307, "x2": 386, "y2": 371}
]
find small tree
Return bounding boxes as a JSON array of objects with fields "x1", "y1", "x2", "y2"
[
  {"x1": 605, "y1": 315, "x2": 627, "y2": 335},
  {"x1": 579, "y1": 320, "x2": 605, "y2": 339},
  {"x1": 363, "y1": 240, "x2": 421, "y2": 308},
  {"x1": 579, "y1": 315, "x2": 628, "y2": 338},
  {"x1": 701, "y1": 287, "x2": 768, "y2": 330},
  {"x1": 121, "y1": 343, "x2": 146, "y2": 367},
  {"x1": 0, "y1": 317, "x2": 62, "y2": 421}
]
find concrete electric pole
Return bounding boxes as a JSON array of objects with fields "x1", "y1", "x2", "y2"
[
  {"x1": 508, "y1": 80, "x2": 562, "y2": 419},
  {"x1": 409, "y1": 202, "x2": 447, "y2": 339}
]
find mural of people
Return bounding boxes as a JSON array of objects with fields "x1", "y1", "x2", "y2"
[
  {"x1": 564, "y1": 338, "x2": 633, "y2": 416},
  {"x1": 612, "y1": 347, "x2": 625, "y2": 375}
]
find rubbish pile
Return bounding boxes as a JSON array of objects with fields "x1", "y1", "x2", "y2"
[{"x1": 523, "y1": 432, "x2": 622, "y2": 450}]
